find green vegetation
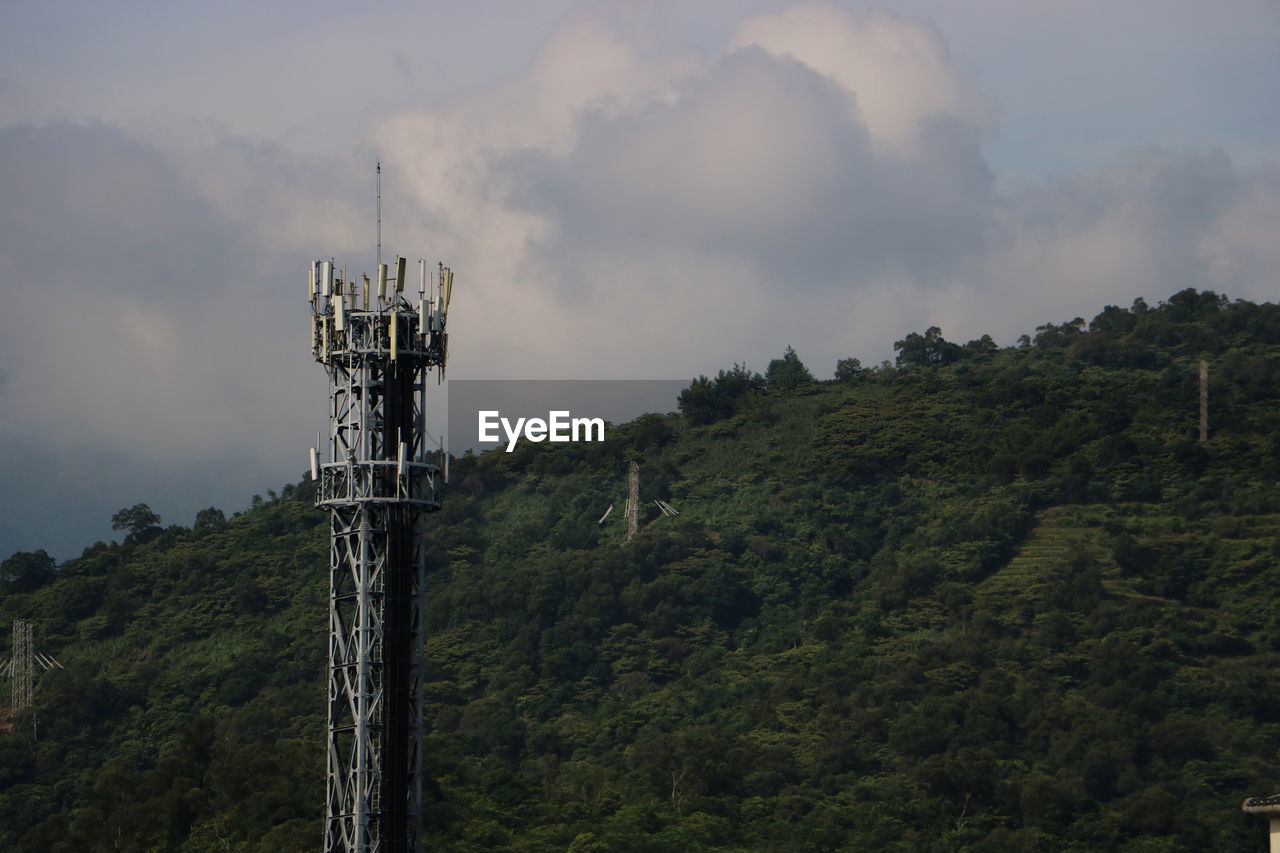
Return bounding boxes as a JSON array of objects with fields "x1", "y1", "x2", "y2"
[{"x1": 4, "y1": 288, "x2": 1280, "y2": 851}]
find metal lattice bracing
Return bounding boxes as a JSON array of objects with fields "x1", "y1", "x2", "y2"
[
  {"x1": 11, "y1": 621, "x2": 33, "y2": 712},
  {"x1": 625, "y1": 461, "x2": 639, "y2": 542},
  {"x1": 311, "y1": 258, "x2": 452, "y2": 853},
  {"x1": 3, "y1": 621, "x2": 63, "y2": 714}
]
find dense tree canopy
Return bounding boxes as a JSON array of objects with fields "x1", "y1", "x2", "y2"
[
  {"x1": 0, "y1": 550, "x2": 55, "y2": 594},
  {"x1": 3, "y1": 289, "x2": 1280, "y2": 851},
  {"x1": 110, "y1": 503, "x2": 163, "y2": 545},
  {"x1": 765, "y1": 345, "x2": 814, "y2": 391}
]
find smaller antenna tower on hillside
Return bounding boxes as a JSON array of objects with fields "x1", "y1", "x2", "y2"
[
  {"x1": 2, "y1": 621, "x2": 63, "y2": 713},
  {"x1": 625, "y1": 461, "x2": 639, "y2": 542},
  {"x1": 616, "y1": 462, "x2": 677, "y2": 542},
  {"x1": 9, "y1": 622, "x2": 29, "y2": 712}
]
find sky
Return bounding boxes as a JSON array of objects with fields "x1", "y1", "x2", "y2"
[{"x1": 0, "y1": 0, "x2": 1277, "y2": 560}]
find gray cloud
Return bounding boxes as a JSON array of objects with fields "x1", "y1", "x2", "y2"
[
  {"x1": 0, "y1": 124, "x2": 237, "y2": 303},
  {"x1": 0, "y1": 123, "x2": 327, "y2": 559},
  {"x1": 512, "y1": 47, "x2": 992, "y2": 288},
  {"x1": 964, "y1": 147, "x2": 1280, "y2": 345}
]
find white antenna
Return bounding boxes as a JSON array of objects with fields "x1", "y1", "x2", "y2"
[{"x1": 418, "y1": 259, "x2": 429, "y2": 337}]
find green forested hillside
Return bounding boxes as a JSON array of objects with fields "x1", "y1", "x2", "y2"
[{"x1": 5, "y1": 288, "x2": 1280, "y2": 851}]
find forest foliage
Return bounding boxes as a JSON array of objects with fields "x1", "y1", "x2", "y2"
[{"x1": 4, "y1": 288, "x2": 1280, "y2": 851}]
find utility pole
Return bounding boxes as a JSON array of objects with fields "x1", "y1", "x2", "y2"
[{"x1": 308, "y1": 201, "x2": 455, "y2": 851}]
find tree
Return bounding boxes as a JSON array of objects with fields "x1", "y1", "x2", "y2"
[
  {"x1": 963, "y1": 335, "x2": 997, "y2": 356},
  {"x1": 894, "y1": 326, "x2": 961, "y2": 366},
  {"x1": 193, "y1": 507, "x2": 228, "y2": 534},
  {"x1": 677, "y1": 376, "x2": 717, "y2": 424},
  {"x1": 765, "y1": 346, "x2": 814, "y2": 391},
  {"x1": 111, "y1": 503, "x2": 162, "y2": 545},
  {"x1": 1033, "y1": 318, "x2": 1085, "y2": 348},
  {"x1": 0, "y1": 549, "x2": 56, "y2": 593},
  {"x1": 834, "y1": 357, "x2": 864, "y2": 382},
  {"x1": 678, "y1": 364, "x2": 765, "y2": 425},
  {"x1": 1089, "y1": 305, "x2": 1136, "y2": 334}
]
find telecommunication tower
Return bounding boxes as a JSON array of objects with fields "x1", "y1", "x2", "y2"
[
  {"x1": 308, "y1": 234, "x2": 454, "y2": 851},
  {"x1": 625, "y1": 460, "x2": 639, "y2": 542},
  {"x1": 2, "y1": 620, "x2": 63, "y2": 714},
  {"x1": 9, "y1": 621, "x2": 32, "y2": 712}
]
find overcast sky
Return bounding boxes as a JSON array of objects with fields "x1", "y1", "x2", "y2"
[{"x1": 1, "y1": 1, "x2": 1277, "y2": 559}]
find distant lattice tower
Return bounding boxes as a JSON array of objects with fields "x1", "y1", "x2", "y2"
[
  {"x1": 626, "y1": 460, "x2": 639, "y2": 542},
  {"x1": 2, "y1": 621, "x2": 62, "y2": 714},
  {"x1": 10, "y1": 621, "x2": 32, "y2": 712},
  {"x1": 308, "y1": 244, "x2": 454, "y2": 852}
]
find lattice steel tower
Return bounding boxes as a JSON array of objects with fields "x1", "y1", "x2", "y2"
[
  {"x1": 2, "y1": 620, "x2": 62, "y2": 714},
  {"x1": 308, "y1": 248, "x2": 453, "y2": 852},
  {"x1": 10, "y1": 621, "x2": 33, "y2": 712}
]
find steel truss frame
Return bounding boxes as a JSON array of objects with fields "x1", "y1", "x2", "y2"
[
  {"x1": 314, "y1": 294, "x2": 446, "y2": 853},
  {"x1": 10, "y1": 621, "x2": 32, "y2": 712}
]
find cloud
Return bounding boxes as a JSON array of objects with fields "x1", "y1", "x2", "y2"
[
  {"x1": 963, "y1": 148, "x2": 1280, "y2": 340},
  {"x1": 0, "y1": 123, "x2": 329, "y2": 557},
  {"x1": 515, "y1": 45, "x2": 993, "y2": 286},
  {"x1": 731, "y1": 3, "x2": 992, "y2": 152},
  {"x1": 367, "y1": 5, "x2": 1280, "y2": 380},
  {"x1": 368, "y1": 8, "x2": 996, "y2": 379}
]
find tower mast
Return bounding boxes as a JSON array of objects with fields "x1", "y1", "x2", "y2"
[
  {"x1": 308, "y1": 177, "x2": 454, "y2": 852},
  {"x1": 626, "y1": 460, "x2": 639, "y2": 542}
]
